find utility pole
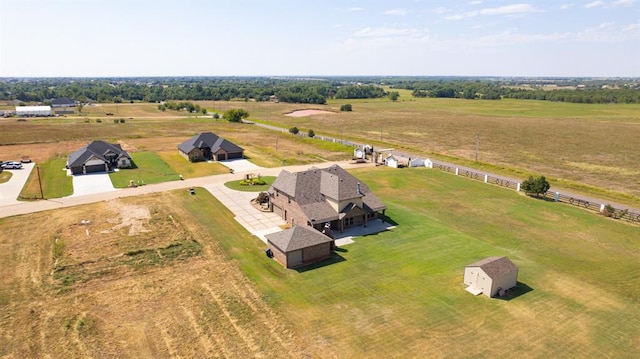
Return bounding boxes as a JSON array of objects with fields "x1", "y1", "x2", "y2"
[
  {"x1": 475, "y1": 133, "x2": 480, "y2": 162},
  {"x1": 36, "y1": 164, "x2": 44, "y2": 199}
]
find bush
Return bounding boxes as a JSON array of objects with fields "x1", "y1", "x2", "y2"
[
  {"x1": 289, "y1": 126, "x2": 299, "y2": 134},
  {"x1": 340, "y1": 104, "x2": 352, "y2": 112},
  {"x1": 308, "y1": 129, "x2": 315, "y2": 138},
  {"x1": 521, "y1": 175, "x2": 550, "y2": 196}
]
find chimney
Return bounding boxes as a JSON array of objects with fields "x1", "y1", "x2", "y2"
[{"x1": 357, "y1": 182, "x2": 361, "y2": 195}]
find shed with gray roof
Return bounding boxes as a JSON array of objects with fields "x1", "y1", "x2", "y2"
[
  {"x1": 266, "y1": 225, "x2": 334, "y2": 268},
  {"x1": 464, "y1": 256, "x2": 519, "y2": 297}
]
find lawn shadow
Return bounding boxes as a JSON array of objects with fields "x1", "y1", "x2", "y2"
[
  {"x1": 294, "y1": 252, "x2": 346, "y2": 273},
  {"x1": 380, "y1": 215, "x2": 399, "y2": 226},
  {"x1": 496, "y1": 281, "x2": 534, "y2": 301}
]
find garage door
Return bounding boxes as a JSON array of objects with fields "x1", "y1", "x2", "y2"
[
  {"x1": 227, "y1": 152, "x2": 243, "y2": 159},
  {"x1": 287, "y1": 250, "x2": 302, "y2": 268},
  {"x1": 85, "y1": 164, "x2": 106, "y2": 173},
  {"x1": 273, "y1": 204, "x2": 284, "y2": 219}
]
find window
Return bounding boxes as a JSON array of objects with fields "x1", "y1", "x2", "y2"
[{"x1": 345, "y1": 217, "x2": 354, "y2": 227}]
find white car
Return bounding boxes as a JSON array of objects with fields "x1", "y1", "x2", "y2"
[{"x1": 1, "y1": 161, "x2": 23, "y2": 169}]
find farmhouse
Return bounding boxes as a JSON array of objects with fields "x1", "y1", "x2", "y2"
[
  {"x1": 464, "y1": 256, "x2": 519, "y2": 298},
  {"x1": 265, "y1": 225, "x2": 334, "y2": 268},
  {"x1": 268, "y1": 164, "x2": 386, "y2": 232},
  {"x1": 67, "y1": 141, "x2": 132, "y2": 175},
  {"x1": 15, "y1": 105, "x2": 52, "y2": 117},
  {"x1": 178, "y1": 132, "x2": 244, "y2": 162}
]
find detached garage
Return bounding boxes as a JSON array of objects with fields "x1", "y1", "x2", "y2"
[
  {"x1": 464, "y1": 256, "x2": 519, "y2": 298},
  {"x1": 265, "y1": 226, "x2": 333, "y2": 269}
]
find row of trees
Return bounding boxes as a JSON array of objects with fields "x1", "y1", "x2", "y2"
[
  {"x1": 2, "y1": 77, "x2": 638, "y2": 105},
  {"x1": 158, "y1": 101, "x2": 207, "y2": 114}
]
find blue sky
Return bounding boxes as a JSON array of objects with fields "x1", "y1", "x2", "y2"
[{"x1": 1, "y1": 0, "x2": 638, "y2": 77}]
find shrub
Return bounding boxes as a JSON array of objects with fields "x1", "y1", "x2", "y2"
[
  {"x1": 521, "y1": 175, "x2": 550, "y2": 196},
  {"x1": 308, "y1": 129, "x2": 315, "y2": 138},
  {"x1": 340, "y1": 104, "x2": 352, "y2": 112},
  {"x1": 289, "y1": 126, "x2": 299, "y2": 134}
]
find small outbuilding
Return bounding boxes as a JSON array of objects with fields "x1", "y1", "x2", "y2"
[
  {"x1": 464, "y1": 256, "x2": 518, "y2": 298},
  {"x1": 178, "y1": 132, "x2": 244, "y2": 162},
  {"x1": 265, "y1": 226, "x2": 334, "y2": 268}
]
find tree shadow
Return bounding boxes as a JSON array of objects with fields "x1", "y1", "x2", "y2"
[
  {"x1": 495, "y1": 281, "x2": 534, "y2": 301},
  {"x1": 294, "y1": 252, "x2": 346, "y2": 273}
]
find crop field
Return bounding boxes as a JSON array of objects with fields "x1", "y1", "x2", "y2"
[{"x1": 1, "y1": 167, "x2": 638, "y2": 358}]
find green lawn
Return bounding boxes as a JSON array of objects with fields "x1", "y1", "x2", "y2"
[
  {"x1": 179, "y1": 166, "x2": 639, "y2": 357},
  {"x1": 156, "y1": 151, "x2": 229, "y2": 179},
  {"x1": 19, "y1": 157, "x2": 72, "y2": 199},
  {"x1": 109, "y1": 151, "x2": 179, "y2": 187},
  {"x1": 224, "y1": 176, "x2": 276, "y2": 192}
]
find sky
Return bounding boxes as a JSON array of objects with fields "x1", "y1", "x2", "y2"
[{"x1": 1, "y1": 0, "x2": 639, "y2": 77}]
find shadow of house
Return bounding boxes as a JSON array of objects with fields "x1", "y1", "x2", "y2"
[
  {"x1": 178, "y1": 132, "x2": 244, "y2": 162},
  {"x1": 67, "y1": 141, "x2": 132, "y2": 175},
  {"x1": 495, "y1": 281, "x2": 534, "y2": 301}
]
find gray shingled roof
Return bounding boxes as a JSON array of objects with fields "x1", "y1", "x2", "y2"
[
  {"x1": 177, "y1": 132, "x2": 243, "y2": 154},
  {"x1": 268, "y1": 164, "x2": 387, "y2": 221},
  {"x1": 67, "y1": 141, "x2": 130, "y2": 168},
  {"x1": 466, "y1": 256, "x2": 518, "y2": 279},
  {"x1": 266, "y1": 226, "x2": 333, "y2": 253}
]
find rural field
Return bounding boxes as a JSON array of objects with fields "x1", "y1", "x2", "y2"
[{"x1": 1, "y1": 168, "x2": 638, "y2": 358}]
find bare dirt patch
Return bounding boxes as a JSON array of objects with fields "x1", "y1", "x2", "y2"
[{"x1": 285, "y1": 109, "x2": 337, "y2": 117}]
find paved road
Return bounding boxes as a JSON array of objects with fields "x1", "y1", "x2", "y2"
[
  {"x1": 0, "y1": 163, "x2": 35, "y2": 206},
  {"x1": 0, "y1": 160, "x2": 374, "y2": 219}
]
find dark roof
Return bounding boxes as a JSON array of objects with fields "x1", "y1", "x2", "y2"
[
  {"x1": 466, "y1": 256, "x2": 518, "y2": 279},
  {"x1": 177, "y1": 132, "x2": 243, "y2": 154},
  {"x1": 50, "y1": 97, "x2": 77, "y2": 106},
  {"x1": 67, "y1": 141, "x2": 130, "y2": 168},
  {"x1": 269, "y1": 164, "x2": 386, "y2": 221},
  {"x1": 266, "y1": 226, "x2": 333, "y2": 253}
]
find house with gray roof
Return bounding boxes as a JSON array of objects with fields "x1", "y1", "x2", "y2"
[
  {"x1": 268, "y1": 164, "x2": 387, "y2": 233},
  {"x1": 177, "y1": 132, "x2": 243, "y2": 162},
  {"x1": 67, "y1": 141, "x2": 132, "y2": 175},
  {"x1": 464, "y1": 256, "x2": 519, "y2": 298},
  {"x1": 266, "y1": 225, "x2": 334, "y2": 268}
]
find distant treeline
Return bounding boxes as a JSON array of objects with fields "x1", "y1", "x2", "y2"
[{"x1": 1, "y1": 77, "x2": 638, "y2": 104}]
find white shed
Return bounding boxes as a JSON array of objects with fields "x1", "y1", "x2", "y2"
[
  {"x1": 385, "y1": 155, "x2": 399, "y2": 168},
  {"x1": 464, "y1": 256, "x2": 518, "y2": 298},
  {"x1": 15, "y1": 105, "x2": 52, "y2": 117}
]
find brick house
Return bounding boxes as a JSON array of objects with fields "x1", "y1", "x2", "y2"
[
  {"x1": 265, "y1": 226, "x2": 334, "y2": 268},
  {"x1": 178, "y1": 132, "x2": 244, "y2": 162},
  {"x1": 268, "y1": 164, "x2": 386, "y2": 232},
  {"x1": 67, "y1": 141, "x2": 132, "y2": 175}
]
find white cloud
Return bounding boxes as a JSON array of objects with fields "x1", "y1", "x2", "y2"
[
  {"x1": 445, "y1": 3, "x2": 539, "y2": 20},
  {"x1": 346, "y1": 7, "x2": 363, "y2": 12},
  {"x1": 384, "y1": 8, "x2": 408, "y2": 16},
  {"x1": 585, "y1": 1, "x2": 605, "y2": 7},
  {"x1": 612, "y1": 0, "x2": 635, "y2": 6},
  {"x1": 469, "y1": 1, "x2": 483, "y2": 5},
  {"x1": 585, "y1": 0, "x2": 634, "y2": 8},
  {"x1": 560, "y1": 3, "x2": 575, "y2": 9}
]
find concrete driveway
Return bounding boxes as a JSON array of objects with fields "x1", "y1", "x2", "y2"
[
  {"x1": 217, "y1": 159, "x2": 263, "y2": 173},
  {"x1": 71, "y1": 172, "x2": 118, "y2": 197},
  {"x1": 0, "y1": 163, "x2": 35, "y2": 206}
]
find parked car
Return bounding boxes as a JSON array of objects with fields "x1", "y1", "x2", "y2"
[{"x1": 1, "y1": 161, "x2": 23, "y2": 169}]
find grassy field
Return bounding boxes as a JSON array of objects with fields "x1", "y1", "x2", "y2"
[
  {"x1": 109, "y1": 151, "x2": 179, "y2": 187},
  {"x1": 20, "y1": 156, "x2": 72, "y2": 199},
  {"x1": 2, "y1": 166, "x2": 637, "y2": 357},
  {"x1": 155, "y1": 150, "x2": 229, "y2": 179}
]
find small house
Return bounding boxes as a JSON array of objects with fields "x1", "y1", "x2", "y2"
[
  {"x1": 178, "y1": 132, "x2": 244, "y2": 162},
  {"x1": 265, "y1": 226, "x2": 334, "y2": 268},
  {"x1": 67, "y1": 141, "x2": 132, "y2": 175},
  {"x1": 464, "y1": 256, "x2": 518, "y2": 297}
]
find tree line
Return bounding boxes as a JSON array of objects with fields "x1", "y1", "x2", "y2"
[{"x1": 1, "y1": 77, "x2": 638, "y2": 105}]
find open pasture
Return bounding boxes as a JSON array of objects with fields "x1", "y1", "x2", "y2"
[{"x1": 3, "y1": 167, "x2": 637, "y2": 358}]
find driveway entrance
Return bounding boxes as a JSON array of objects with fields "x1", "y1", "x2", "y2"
[{"x1": 71, "y1": 172, "x2": 118, "y2": 197}]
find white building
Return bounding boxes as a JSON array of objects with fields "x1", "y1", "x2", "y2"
[
  {"x1": 464, "y1": 256, "x2": 518, "y2": 298},
  {"x1": 15, "y1": 106, "x2": 52, "y2": 117}
]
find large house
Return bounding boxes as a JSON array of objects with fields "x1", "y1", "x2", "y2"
[
  {"x1": 463, "y1": 256, "x2": 519, "y2": 298},
  {"x1": 265, "y1": 225, "x2": 334, "y2": 268},
  {"x1": 67, "y1": 141, "x2": 132, "y2": 175},
  {"x1": 178, "y1": 132, "x2": 244, "y2": 162},
  {"x1": 268, "y1": 164, "x2": 387, "y2": 233}
]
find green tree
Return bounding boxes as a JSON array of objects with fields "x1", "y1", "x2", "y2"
[
  {"x1": 289, "y1": 126, "x2": 299, "y2": 134},
  {"x1": 307, "y1": 129, "x2": 315, "y2": 138},
  {"x1": 224, "y1": 108, "x2": 249, "y2": 122},
  {"x1": 340, "y1": 104, "x2": 352, "y2": 111},
  {"x1": 521, "y1": 175, "x2": 550, "y2": 196},
  {"x1": 388, "y1": 91, "x2": 400, "y2": 102}
]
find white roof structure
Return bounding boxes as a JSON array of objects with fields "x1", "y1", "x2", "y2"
[{"x1": 15, "y1": 106, "x2": 52, "y2": 115}]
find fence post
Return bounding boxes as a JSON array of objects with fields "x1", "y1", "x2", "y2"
[
  {"x1": 554, "y1": 192, "x2": 559, "y2": 202},
  {"x1": 516, "y1": 183, "x2": 521, "y2": 191},
  {"x1": 484, "y1": 174, "x2": 488, "y2": 183},
  {"x1": 455, "y1": 168, "x2": 459, "y2": 175}
]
